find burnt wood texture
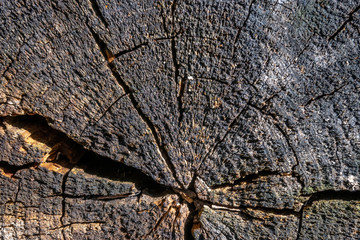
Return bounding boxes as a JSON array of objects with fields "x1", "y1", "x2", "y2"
[{"x1": 0, "y1": 0, "x2": 359, "y2": 239}]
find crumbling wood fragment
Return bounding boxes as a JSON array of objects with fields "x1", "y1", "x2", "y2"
[{"x1": 0, "y1": 0, "x2": 359, "y2": 239}]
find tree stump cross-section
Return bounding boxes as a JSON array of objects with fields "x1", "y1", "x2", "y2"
[{"x1": 0, "y1": 0, "x2": 359, "y2": 239}]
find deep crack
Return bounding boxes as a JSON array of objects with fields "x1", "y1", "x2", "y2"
[
  {"x1": 248, "y1": 103, "x2": 305, "y2": 189},
  {"x1": 89, "y1": 0, "x2": 109, "y2": 28},
  {"x1": 0, "y1": 161, "x2": 40, "y2": 178},
  {"x1": 85, "y1": 23, "x2": 184, "y2": 188},
  {"x1": 114, "y1": 42, "x2": 149, "y2": 58},
  {"x1": 296, "y1": 204, "x2": 305, "y2": 240}
]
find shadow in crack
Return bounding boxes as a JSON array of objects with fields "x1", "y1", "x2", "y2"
[
  {"x1": 76, "y1": 151, "x2": 172, "y2": 198},
  {"x1": 1, "y1": 114, "x2": 171, "y2": 197}
]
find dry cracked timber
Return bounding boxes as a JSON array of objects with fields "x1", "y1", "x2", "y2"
[{"x1": 0, "y1": 0, "x2": 359, "y2": 239}]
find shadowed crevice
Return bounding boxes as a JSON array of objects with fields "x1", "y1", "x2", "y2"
[
  {"x1": 1, "y1": 114, "x2": 171, "y2": 198},
  {"x1": 184, "y1": 202, "x2": 196, "y2": 240},
  {"x1": 0, "y1": 161, "x2": 40, "y2": 178},
  {"x1": 301, "y1": 189, "x2": 360, "y2": 206},
  {"x1": 85, "y1": 22, "x2": 185, "y2": 188},
  {"x1": 89, "y1": 0, "x2": 109, "y2": 28}
]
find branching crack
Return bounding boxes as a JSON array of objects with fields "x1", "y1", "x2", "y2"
[
  {"x1": 248, "y1": 103, "x2": 304, "y2": 189},
  {"x1": 85, "y1": 23, "x2": 183, "y2": 188},
  {"x1": 328, "y1": 5, "x2": 360, "y2": 41},
  {"x1": 1, "y1": 2, "x2": 359, "y2": 239}
]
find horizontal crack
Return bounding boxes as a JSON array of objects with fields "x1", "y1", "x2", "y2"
[
  {"x1": 114, "y1": 42, "x2": 149, "y2": 59},
  {"x1": 48, "y1": 192, "x2": 141, "y2": 201},
  {"x1": 0, "y1": 161, "x2": 40, "y2": 178},
  {"x1": 207, "y1": 201, "x2": 300, "y2": 217},
  {"x1": 1, "y1": 114, "x2": 171, "y2": 196},
  {"x1": 210, "y1": 170, "x2": 291, "y2": 189},
  {"x1": 50, "y1": 221, "x2": 107, "y2": 231},
  {"x1": 61, "y1": 151, "x2": 172, "y2": 199},
  {"x1": 111, "y1": 35, "x2": 181, "y2": 61},
  {"x1": 295, "y1": 189, "x2": 360, "y2": 240},
  {"x1": 248, "y1": 103, "x2": 305, "y2": 189},
  {"x1": 301, "y1": 189, "x2": 360, "y2": 207}
]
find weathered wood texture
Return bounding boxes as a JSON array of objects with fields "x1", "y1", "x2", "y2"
[{"x1": 0, "y1": 0, "x2": 359, "y2": 239}]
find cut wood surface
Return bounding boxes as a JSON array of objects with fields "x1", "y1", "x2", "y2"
[{"x1": 0, "y1": 0, "x2": 359, "y2": 239}]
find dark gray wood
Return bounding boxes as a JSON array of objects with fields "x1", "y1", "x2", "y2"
[{"x1": 1, "y1": 0, "x2": 359, "y2": 239}]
